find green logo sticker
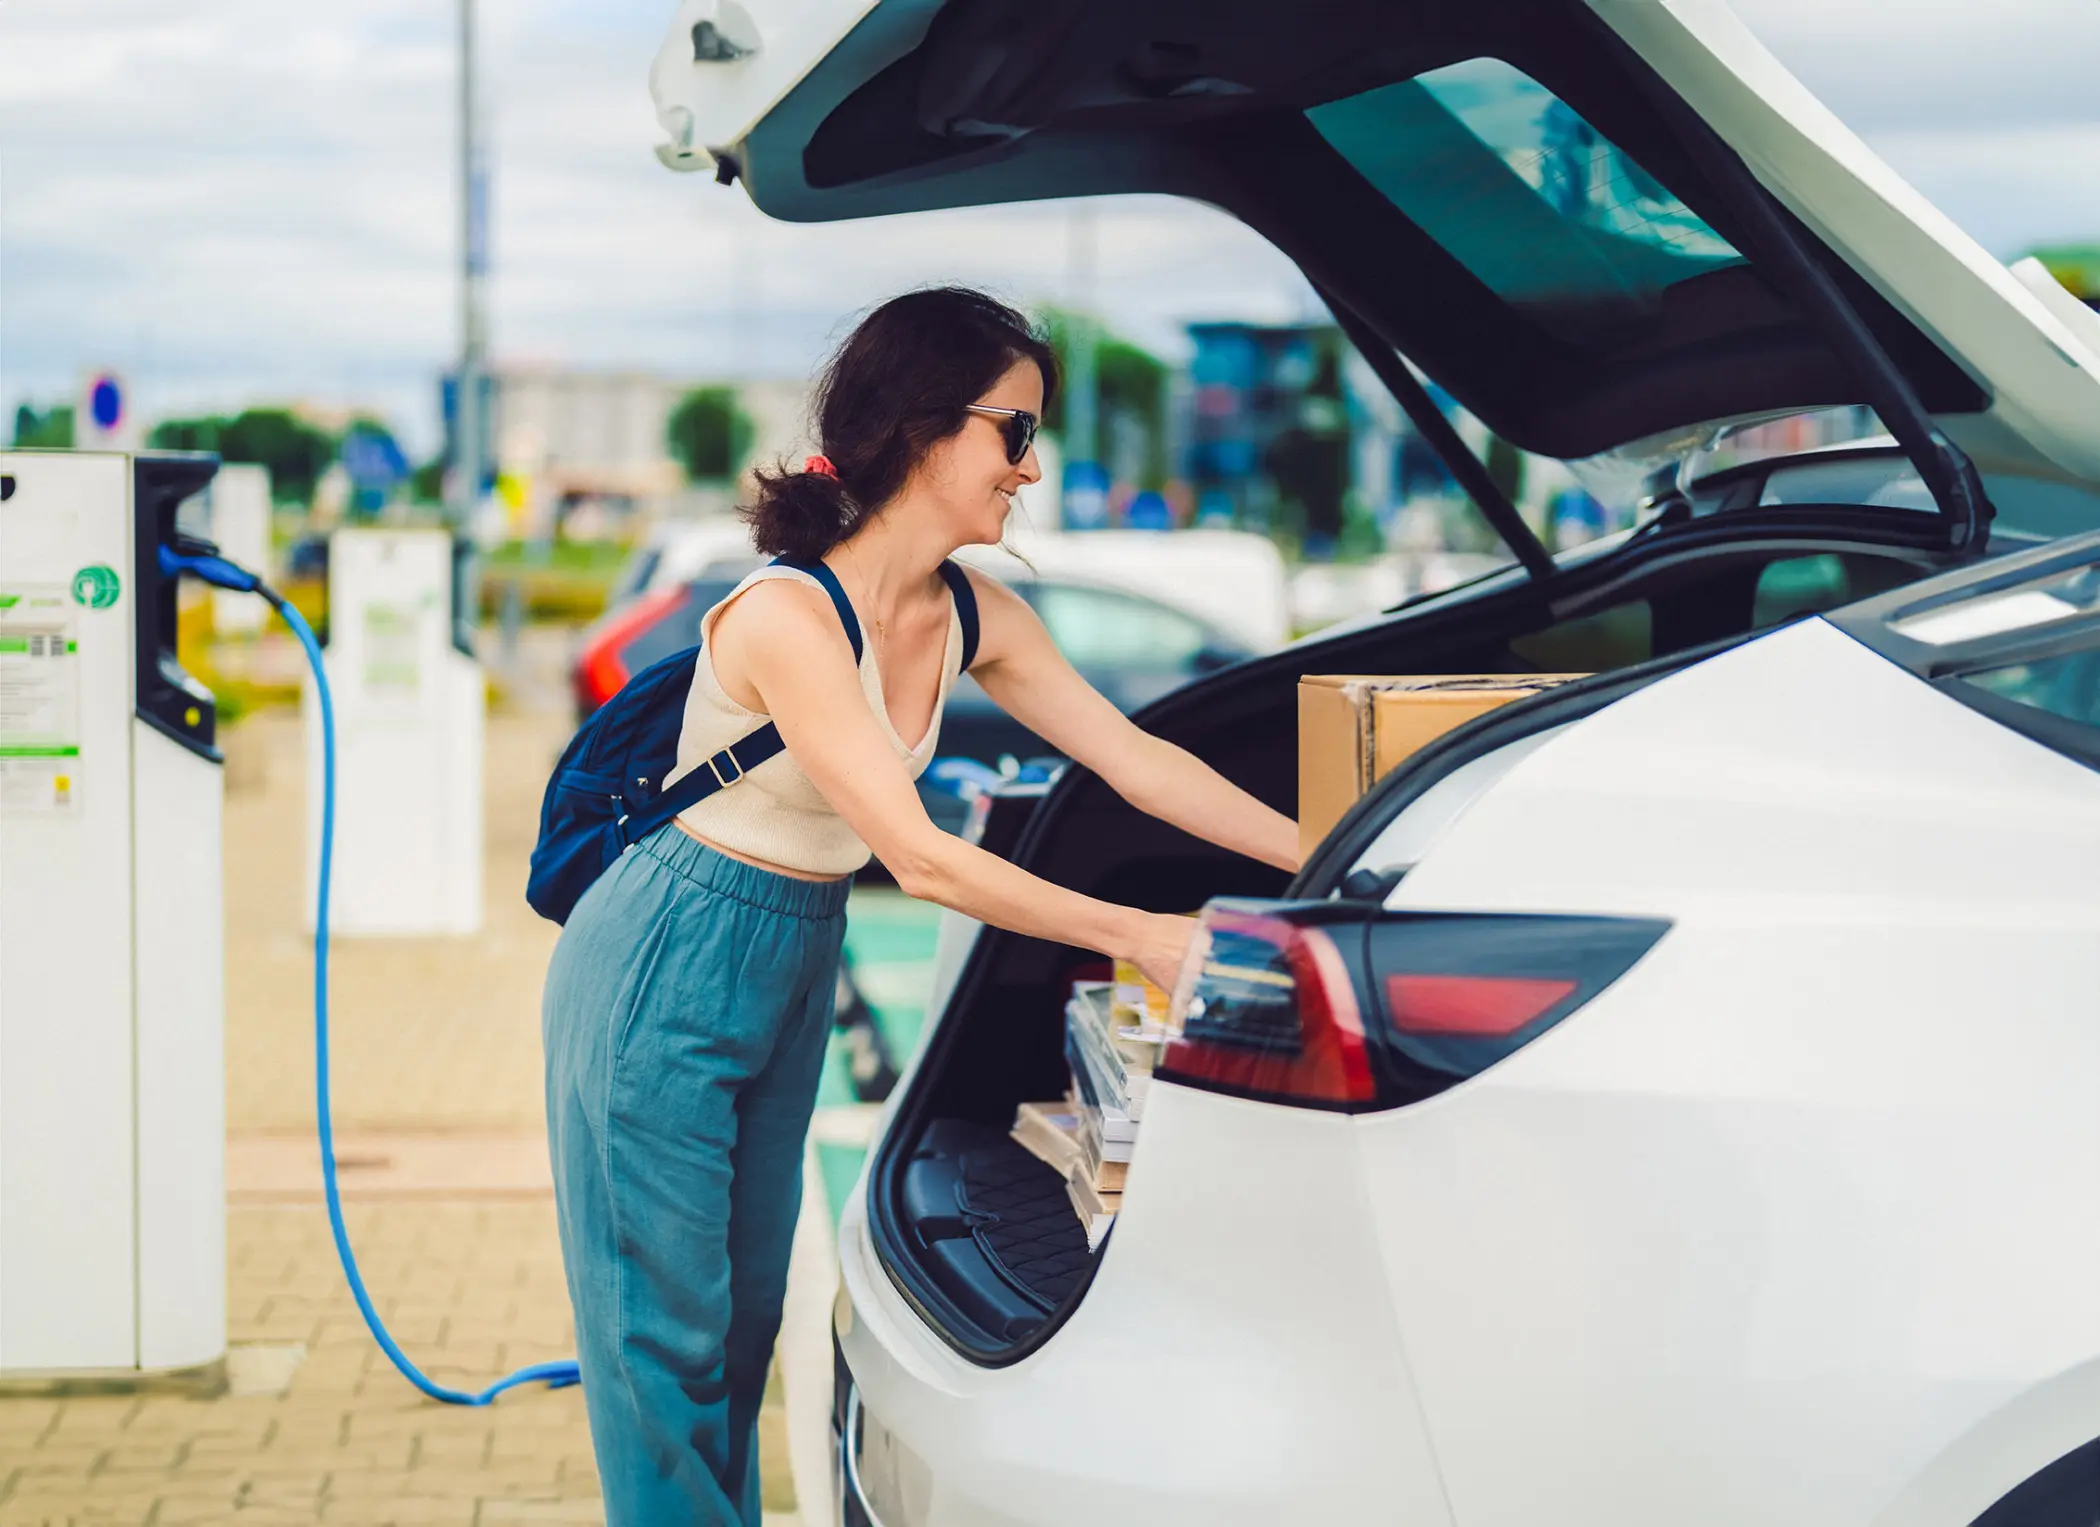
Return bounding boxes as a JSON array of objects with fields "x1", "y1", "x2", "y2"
[{"x1": 71, "y1": 564, "x2": 121, "y2": 609}]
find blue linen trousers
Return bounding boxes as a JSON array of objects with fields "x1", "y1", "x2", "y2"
[{"x1": 542, "y1": 823, "x2": 848, "y2": 1525}]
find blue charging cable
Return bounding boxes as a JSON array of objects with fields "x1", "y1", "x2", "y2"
[{"x1": 162, "y1": 542, "x2": 582, "y2": 1405}]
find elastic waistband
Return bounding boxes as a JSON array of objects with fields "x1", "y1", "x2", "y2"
[{"x1": 638, "y1": 823, "x2": 851, "y2": 920}]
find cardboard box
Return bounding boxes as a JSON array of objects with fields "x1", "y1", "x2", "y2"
[{"x1": 1298, "y1": 674, "x2": 1589, "y2": 857}]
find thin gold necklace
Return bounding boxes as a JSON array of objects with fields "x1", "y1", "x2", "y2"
[{"x1": 843, "y1": 542, "x2": 887, "y2": 667}]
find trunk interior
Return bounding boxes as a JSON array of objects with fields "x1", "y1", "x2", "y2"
[{"x1": 872, "y1": 512, "x2": 1960, "y2": 1360}]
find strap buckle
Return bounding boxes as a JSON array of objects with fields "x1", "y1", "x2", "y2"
[{"x1": 707, "y1": 748, "x2": 745, "y2": 789}]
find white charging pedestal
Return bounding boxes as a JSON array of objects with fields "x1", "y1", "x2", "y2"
[
  {"x1": 206, "y1": 464, "x2": 272, "y2": 638},
  {"x1": 304, "y1": 527, "x2": 484, "y2": 936},
  {"x1": 0, "y1": 449, "x2": 227, "y2": 1385}
]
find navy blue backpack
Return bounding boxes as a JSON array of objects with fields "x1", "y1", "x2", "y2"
[{"x1": 526, "y1": 556, "x2": 979, "y2": 924}]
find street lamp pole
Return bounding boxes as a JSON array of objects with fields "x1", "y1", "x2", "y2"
[
  {"x1": 452, "y1": 0, "x2": 488, "y2": 535},
  {"x1": 1065, "y1": 202, "x2": 1099, "y2": 470}
]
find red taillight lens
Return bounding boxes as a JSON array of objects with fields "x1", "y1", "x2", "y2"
[
  {"x1": 1159, "y1": 903, "x2": 1375, "y2": 1109},
  {"x1": 1368, "y1": 914, "x2": 1669, "y2": 1097},
  {"x1": 574, "y1": 585, "x2": 687, "y2": 713},
  {"x1": 1385, "y1": 975, "x2": 1578, "y2": 1036},
  {"x1": 1157, "y1": 904, "x2": 1670, "y2": 1113}
]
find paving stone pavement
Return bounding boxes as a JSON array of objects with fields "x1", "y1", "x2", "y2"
[
  {"x1": 222, "y1": 707, "x2": 567, "y2": 1137},
  {"x1": 0, "y1": 679, "x2": 800, "y2": 1524}
]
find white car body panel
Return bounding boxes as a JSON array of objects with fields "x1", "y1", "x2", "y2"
[
  {"x1": 840, "y1": 615, "x2": 2100, "y2": 1522},
  {"x1": 836, "y1": 1081, "x2": 1455, "y2": 1526},
  {"x1": 1355, "y1": 619, "x2": 2100, "y2": 1523}
]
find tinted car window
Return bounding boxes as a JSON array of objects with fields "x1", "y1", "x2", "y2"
[
  {"x1": 1752, "y1": 553, "x2": 1920, "y2": 628},
  {"x1": 616, "y1": 578, "x2": 743, "y2": 674},
  {"x1": 1966, "y1": 647, "x2": 2100, "y2": 730},
  {"x1": 607, "y1": 546, "x2": 663, "y2": 608},
  {"x1": 1307, "y1": 58, "x2": 1745, "y2": 344},
  {"x1": 1874, "y1": 552, "x2": 2100, "y2": 769},
  {"x1": 1028, "y1": 584, "x2": 1212, "y2": 669},
  {"x1": 1508, "y1": 600, "x2": 1653, "y2": 672}
]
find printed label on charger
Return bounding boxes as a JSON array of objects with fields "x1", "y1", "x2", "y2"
[
  {"x1": 70, "y1": 563, "x2": 121, "y2": 610},
  {"x1": 0, "y1": 584, "x2": 83, "y2": 813},
  {"x1": 361, "y1": 599, "x2": 427, "y2": 698}
]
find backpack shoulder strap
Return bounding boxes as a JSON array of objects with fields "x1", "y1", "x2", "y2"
[
  {"x1": 771, "y1": 555, "x2": 863, "y2": 664},
  {"x1": 622, "y1": 723, "x2": 787, "y2": 845},
  {"x1": 937, "y1": 560, "x2": 980, "y2": 672},
  {"x1": 622, "y1": 554, "x2": 865, "y2": 844}
]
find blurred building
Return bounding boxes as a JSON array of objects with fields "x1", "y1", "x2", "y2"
[
  {"x1": 1182, "y1": 323, "x2": 1351, "y2": 545},
  {"x1": 442, "y1": 368, "x2": 811, "y2": 538},
  {"x1": 491, "y1": 368, "x2": 684, "y2": 505}
]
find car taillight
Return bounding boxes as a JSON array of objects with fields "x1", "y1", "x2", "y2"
[
  {"x1": 575, "y1": 585, "x2": 687, "y2": 713},
  {"x1": 1159, "y1": 901, "x2": 1669, "y2": 1112},
  {"x1": 1366, "y1": 913, "x2": 1669, "y2": 1100},
  {"x1": 1160, "y1": 901, "x2": 1376, "y2": 1109}
]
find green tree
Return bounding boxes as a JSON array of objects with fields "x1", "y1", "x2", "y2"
[
  {"x1": 1484, "y1": 432, "x2": 1526, "y2": 507},
  {"x1": 148, "y1": 409, "x2": 338, "y2": 503},
  {"x1": 12, "y1": 403, "x2": 74, "y2": 449},
  {"x1": 667, "y1": 387, "x2": 753, "y2": 482},
  {"x1": 1038, "y1": 310, "x2": 1170, "y2": 486},
  {"x1": 409, "y1": 456, "x2": 446, "y2": 504},
  {"x1": 147, "y1": 417, "x2": 217, "y2": 453}
]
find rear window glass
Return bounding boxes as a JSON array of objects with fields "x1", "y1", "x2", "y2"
[{"x1": 1306, "y1": 58, "x2": 1745, "y2": 343}]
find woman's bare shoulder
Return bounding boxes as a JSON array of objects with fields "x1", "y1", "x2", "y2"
[{"x1": 713, "y1": 574, "x2": 856, "y2": 659}]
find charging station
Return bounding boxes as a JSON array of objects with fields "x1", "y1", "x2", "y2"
[
  {"x1": 0, "y1": 449, "x2": 226, "y2": 1384},
  {"x1": 303, "y1": 527, "x2": 484, "y2": 936}
]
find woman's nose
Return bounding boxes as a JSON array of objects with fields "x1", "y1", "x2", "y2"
[{"x1": 1017, "y1": 445, "x2": 1043, "y2": 486}]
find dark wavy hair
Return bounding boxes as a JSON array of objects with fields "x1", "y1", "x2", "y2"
[{"x1": 745, "y1": 287, "x2": 1059, "y2": 560}]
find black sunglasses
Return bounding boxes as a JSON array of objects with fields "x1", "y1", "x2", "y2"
[{"x1": 965, "y1": 404, "x2": 1039, "y2": 465}]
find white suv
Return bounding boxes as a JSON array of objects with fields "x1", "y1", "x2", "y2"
[{"x1": 651, "y1": 0, "x2": 2100, "y2": 1521}]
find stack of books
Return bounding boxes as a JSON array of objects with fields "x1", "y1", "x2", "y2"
[{"x1": 1010, "y1": 964, "x2": 1172, "y2": 1250}]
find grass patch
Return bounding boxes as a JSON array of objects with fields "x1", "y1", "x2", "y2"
[{"x1": 480, "y1": 541, "x2": 630, "y2": 623}]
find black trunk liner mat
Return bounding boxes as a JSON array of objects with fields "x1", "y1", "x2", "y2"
[{"x1": 902, "y1": 1119, "x2": 1096, "y2": 1337}]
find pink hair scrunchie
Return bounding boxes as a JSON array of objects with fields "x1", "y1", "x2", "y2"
[{"x1": 803, "y1": 454, "x2": 838, "y2": 478}]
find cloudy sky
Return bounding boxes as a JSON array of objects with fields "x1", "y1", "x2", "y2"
[{"x1": 4, "y1": 0, "x2": 2098, "y2": 455}]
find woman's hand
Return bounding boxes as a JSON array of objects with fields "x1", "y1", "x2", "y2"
[{"x1": 1128, "y1": 912, "x2": 1198, "y2": 998}]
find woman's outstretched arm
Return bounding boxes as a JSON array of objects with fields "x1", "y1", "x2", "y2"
[{"x1": 709, "y1": 578, "x2": 1199, "y2": 990}]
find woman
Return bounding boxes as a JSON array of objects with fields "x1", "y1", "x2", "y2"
[{"x1": 542, "y1": 287, "x2": 1298, "y2": 1524}]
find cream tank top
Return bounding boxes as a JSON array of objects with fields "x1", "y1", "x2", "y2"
[{"x1": 664, "y1": 562, "x2": 966, "y2": 877}]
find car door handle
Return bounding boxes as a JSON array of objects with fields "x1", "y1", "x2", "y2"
[{"x1": 841, "y1": 1382, "x2": 892, "y2": 1527}]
